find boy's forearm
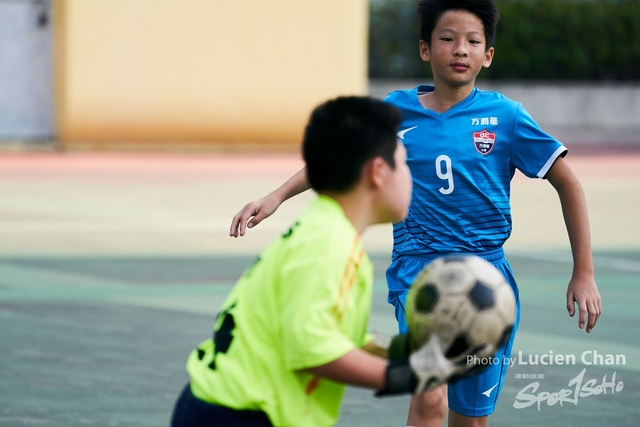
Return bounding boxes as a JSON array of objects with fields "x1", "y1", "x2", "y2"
[
  {"x1": 565, "y1": 199, "x2": 594, "y2": 275},
  {"x1": 302, "y1": 348, "x2": 387, "y2": 390},
  {"x1": 560, "y1": 184, "x2": 594, "y2": 273},
  {"x1": 272, "y1": 167, "x2": 311, "y2": 204},
  {"x1": 547, "y1": 156, "x2": 601, "y2": 332}
]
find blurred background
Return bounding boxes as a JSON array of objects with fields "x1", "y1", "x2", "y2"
[
  {"x1": 1, "y1": 0, "x2": 369, "y2": 150},
  {"x1": 1, "y1": 1, "x2": 639, "y2": 426},
  {"x1": 1, "y1": 0, "x2": 639, "y2": 150}
]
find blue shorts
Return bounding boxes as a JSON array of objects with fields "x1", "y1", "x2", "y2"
[{"x1": 386, "y1": 248, "x2": 521, "y2": 417}]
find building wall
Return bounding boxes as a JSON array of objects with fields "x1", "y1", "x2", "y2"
[{"x1": 54, "y1": 0, "x2": 368, "y2": 149}]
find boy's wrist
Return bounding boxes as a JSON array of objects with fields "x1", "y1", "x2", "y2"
[
  {"x1": 375, "y1": 334, "x2": 417, "y2": 396},
  {"x1": 376, "y1": 361, "x2": 417, "y2": 396}
]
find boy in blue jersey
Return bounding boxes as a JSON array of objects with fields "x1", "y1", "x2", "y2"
[{"x1": 229, "y1": 1, "x2": 602, "y2": 426}]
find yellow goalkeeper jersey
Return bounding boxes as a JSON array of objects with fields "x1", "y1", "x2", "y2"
[{"x1": 186, "y1": 195, "x2": 374, "y2": 427}]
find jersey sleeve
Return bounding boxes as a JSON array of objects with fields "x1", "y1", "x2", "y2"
[{"x1": 511, "y1": 103, "x2": 568, "y2": 179}]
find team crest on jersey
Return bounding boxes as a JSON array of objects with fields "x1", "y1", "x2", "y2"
[{"x1": 473, "y1": 129, "x2": 496, "y2": 155}]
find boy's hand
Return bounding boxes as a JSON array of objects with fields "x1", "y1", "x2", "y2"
[
  {"x1": 377, "y1": 334, "x2": 472, "y2": 396},
  {"x1": 567, "y1": 275, "x2": 601, "y2": 333},
  {"x1": 407, "y1": 334, "x2": 460, "y2": 394},
  {"x1": 229, "y1": 194, "x2": 281, "y2": 237}
]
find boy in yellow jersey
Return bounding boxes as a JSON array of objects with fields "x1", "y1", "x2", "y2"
[{"x1": 171, "y1": 96, "x2": 476, "y2": 426}]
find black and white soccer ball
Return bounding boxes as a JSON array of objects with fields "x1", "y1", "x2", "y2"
[{"x1": 406, "y1": 255, "x2": 516, "y2": 369}]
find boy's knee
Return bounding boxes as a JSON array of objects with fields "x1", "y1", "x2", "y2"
[
  {"x1": 448, "y1": 410, "x2": 488, "y2": 427},
  {"x1": 410, "y1": 385, "x2": 448, "y2": 419}
]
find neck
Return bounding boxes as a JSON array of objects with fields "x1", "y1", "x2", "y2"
[
  {"x1": 421, "y1": 84, "x2": 474, "y2": 113},
  {"x1": 322, "y1": 191, "x2": 375, "y2": 236}
]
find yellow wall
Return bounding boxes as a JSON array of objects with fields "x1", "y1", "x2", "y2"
[{"x1": 54, "y1": 0, "x2": 368, "y2": 149}]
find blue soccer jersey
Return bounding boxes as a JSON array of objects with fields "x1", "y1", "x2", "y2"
[
  {"x1": 384, "y1": 85, "x2": 566, "y2": 417},
  {"x1": 386, "y1": 85, "x2": 567, "y2": 260}
]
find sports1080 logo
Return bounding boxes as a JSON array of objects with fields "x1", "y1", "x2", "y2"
[{"x1": 510, "y1": 350, "x2": 625, "y2": 410}]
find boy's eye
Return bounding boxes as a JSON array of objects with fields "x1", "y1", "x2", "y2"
[
  {"x1": 469, "y1": 40, "x2": 481, "y2": 44},
  {"x1": 440, "y1": 37, "x2": 453, "y2": 42}
]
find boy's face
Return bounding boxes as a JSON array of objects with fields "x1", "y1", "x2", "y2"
[
  {"x1": 377, "y1": 141, "x2": 412, "y2": 224},
  {"x1": 419, "y1": 10, "x2": 494, "y2": 89}
]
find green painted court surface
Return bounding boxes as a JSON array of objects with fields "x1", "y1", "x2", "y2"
[{"x1": 1, "y1": 152, "x2": 639, "y2": 426}]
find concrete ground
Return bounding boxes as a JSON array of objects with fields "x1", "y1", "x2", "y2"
[{"x1": 1, "y1": 149, "x2": 639, "y2": 426}]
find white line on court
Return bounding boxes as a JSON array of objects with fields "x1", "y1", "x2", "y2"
[{"x1": 508, "y1": 250, "x2": 640, "y2": 273}]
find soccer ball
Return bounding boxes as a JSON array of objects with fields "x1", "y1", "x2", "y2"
[{"x1": 406, "y1": 255, "x2": 516, "y2": 369}]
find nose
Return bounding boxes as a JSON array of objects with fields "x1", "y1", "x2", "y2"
[{"x1": 453, "y1": 42, "x2": 468, "y2": 58}]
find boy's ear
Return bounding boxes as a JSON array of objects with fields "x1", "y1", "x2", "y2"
[
  {"x1": 367, "y1": 157, "x2": 387, "y2": 190},
  {"x1": 482, "y1": 46, "x2": 495, "y2": 69},
  {"x1": 419, "y1": 40, "x2": 431, "y2": 63}
]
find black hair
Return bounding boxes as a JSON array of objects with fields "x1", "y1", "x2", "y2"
[
  {"x1": 302, "y1": 96, "x2": 402, "y2": 193},
  {"x1": 418, "y1": 0, "x2": 499, "y2": 49}
]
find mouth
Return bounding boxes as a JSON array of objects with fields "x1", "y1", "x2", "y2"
[{"x1": 450, "y1": 62, "x2": 469, "y2": 71}]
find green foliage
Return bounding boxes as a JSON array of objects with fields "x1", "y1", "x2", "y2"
[
  {"x1": 369, "y1": 0, "x2": 640, "y2": 80},
  {"x1": 369, "y1": 0, "x2": 425, "y2": 78}
]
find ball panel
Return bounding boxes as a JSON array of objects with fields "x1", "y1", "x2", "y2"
[
  {"x1": 468, "y1": 281, "x2": 495, "y2": 310},
  {"x1": 432, "y1": 263, "x2": 475, "y2": 294},
  {"x1": 493, "y1": 284, "x2": 517, "y2": 324},
  {"x1": 467, "y1": 310, "x2": 509, "y2": 349},
  {"x1": 415, "y1": 284, "x2": 439, "y2": 313},
  {"x1": 465, "y1": 255, "x2": 508, "y2": 287},
  {"x1": 408, "y1": 311, "x2": 435, "y2": 348},
  {"x1": 445, "y1": 334, "x2": 471, "y2": 359},
  {"x1": 431, "y1": 294, "x2": 476, "y2": 341}
]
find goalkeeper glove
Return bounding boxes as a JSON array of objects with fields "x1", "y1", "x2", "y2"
[{"x1": 376, "y1": 333, "x2": 464, "y2": 396}]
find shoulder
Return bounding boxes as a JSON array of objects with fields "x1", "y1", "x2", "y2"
[
  {"x1": 471, "y1": 89, "x2": 527, "y2": 127},
  {"x1": 273, "y1": 199, "x2": 371, "y2": 298},
  {"x1": 383, "y1": 84, "x2": 429, "y2": 107},
  {"x1": 473, "y1": 88, "x2": 521, "y2": 110},
  {"x1": 285, "y1": 197, "x2": 362, "y2": 267},
  {"x1": 384, "y1": 88, "x2": 414, "y2": 106}
]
